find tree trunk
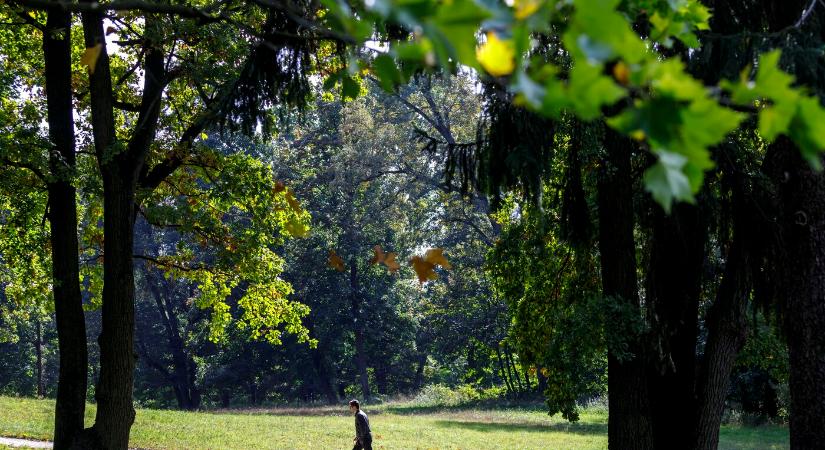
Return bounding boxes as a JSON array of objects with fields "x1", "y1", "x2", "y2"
[
  {"x1": 81, "y1": 9, "x2": 166, "y2": 447},
  {"x1": 597, "y1": 129, "x2": 654, "y2": 450},
  {"x1": 350, "y1": 262, "x2": 371, "y2": 398},
  {"x1": 146, "y1": 268, "x2": 199, "y2": 410},
  {"x1": 35, "y1": 320, "x2": 44, "y2": 398},
  {"x1": 646, "y1": 203, "x2": 706, "y2": 450},
  {"x1": 413, "y1": 352, "x2": 427, "y2": 392},
  {"x1": 310, "y1": 344, "x2": 339, "y2": 404},
  {"x1": 93, "y1": 172, "x2": 138, "y2": 449},
  {"x1": 694, "y1": 150, "x2": 753, "y2": 450},
  {"x1": 43, "y1": 8, "x2": 88, "y2": 449},
  {"x1": 765, "y1": 138, "x2": 825, "y2": 449}
]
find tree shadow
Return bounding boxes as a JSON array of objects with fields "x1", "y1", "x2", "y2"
[{"x1": 433, "y1": 419, "x2": 607, "y2": 436}]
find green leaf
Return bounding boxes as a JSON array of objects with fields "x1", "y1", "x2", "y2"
[
  {"x1": 567, "y1": 63, "x2": 624, "y2": 120},
  {"x1": 643, "y1": 151, "x2": 695, "y2": 213},
  {"x1": 342, "y1": 76, "x2": 361, "y2": 100},
  {"x1": 373, "y1": 54, "x2": 404, "y2": 92},
  {"x1": 788, "y1": 97, "x2": 825, "y2": 169}
]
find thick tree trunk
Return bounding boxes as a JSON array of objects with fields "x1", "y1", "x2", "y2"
[
  {"x1": 413, "y1": 352, "x2": 427, "y2": 392},
  {"x1": 81, "y1": 9, "x2": 165, "y2": 446},
  {"x1": 646, "y1": 204, "x2": 706, "y2": 450},
  {"x1": 93, "y1": 173, "x2": 138, "y2": 449},
  {"x1": 350, "y1": 263, "x2": 371, "y2": 398},
  {"x1": 765, "y1": 139, "x2": 825, "y2": 449},
  {"x1": 597, "y1": 130, "x2": 654, "y2": 450},
  {"x1": 43, "y1": 8, "x2": 89, "y2": 449}
]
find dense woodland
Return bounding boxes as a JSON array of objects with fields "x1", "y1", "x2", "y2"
[{"x1": 0, "y1": 0, "x2": 823, "y2": 449}]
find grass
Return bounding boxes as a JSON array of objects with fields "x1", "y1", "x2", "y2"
[{"x1": 0, "y1": 395, "x2": 788, "y2": 449}]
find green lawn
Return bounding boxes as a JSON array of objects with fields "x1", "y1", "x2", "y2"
[{"x1": 0, "y1": 396, "x2": 788, "y2": 449}]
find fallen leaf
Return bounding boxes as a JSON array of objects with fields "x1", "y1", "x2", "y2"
[
  {"x1": 328, "y1": 250, "x2": 346, "y2": 272},
  {"x1": 370, "y1": 245, "x2": 386, "y2": 265},
  {"x1": 410, "y1": 256, "x2": 437, "y2": 283},
  {"x1": 285, "y1": 190, "x2": 301, "y2": 212},
  {"x1": 81, "y1": 43, "x2": 103, "y2": 74},
  {"x1": 383, "y1": 252, "x2": 400, "y2": 273},
  {"x1": 423, "y1": 248, "x2": 451, "y2": 269}
]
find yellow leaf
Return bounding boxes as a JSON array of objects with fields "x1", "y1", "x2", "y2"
[
  {"x1": 285, "y1": 220, "x2": 309, "y2": 238},
  {"x1": 476, "y1": 33, "x2": 515, "y2": 77},
  {"x1": 383, "y1": 252, "x2": 400, "y2": 273},
  {"x1": 410, "y1": 255, "x2": 437, "y2": 283},
  {"x1": 370, "y1": 245, "x2": 386, "y2": 265},
  {"x1": 612, "y1": 61, "x2": 630, "y2": 86},
  {"x1": 423, "y1": 248, "x2": 451, "y2": 270},
  {"x1": 328, "y1": 250, "x2": 346, "y2": 272},
  {"x1": 514, "y1": 0, "x2": 542, "y2": 19},
  {"x1": 81, "y1": 43, "x2": 103, "y2": 74}
]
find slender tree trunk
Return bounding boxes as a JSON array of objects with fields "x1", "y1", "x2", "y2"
[
  {"x1": 597, "y1": 129, "x2": 654, "y2": 450},
  {"x1": 350, "y1": 262, "x2": 371, "y2": 398},
  {"x1": 694, "y1": 150, "x2": 753, "y2": 450},
  {"x1": 765, "y1": 138, "x2": 825, "y2": 449},
  {"x1": 35, "y1": 320, "x2": 44, "y2": 398},
  {"x1": 413, "y1": 352, "x2": 427, "y2": 392},
  {"x1": 694, "y1": 234, "x2": 750, "y2": 450},
  {"x1": 495, "y1": 346, "x2": 514, "y2": 394},
  {"x1": 310, "y1": 344, "x2": 339, "y2": 404},
  {"x1": 646, "y1": 203, "x2": 706, "y2": 450},
  {"x1": 43, "y1": 8, "x2": 88, "y2": 449}
]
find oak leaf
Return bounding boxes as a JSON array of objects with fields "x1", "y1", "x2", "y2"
[
  {"x1": 328, "y1": 250, "x2": 346, "y2": 272},
  {"x1": 370, "y1": 245, "x2": 386, "y2": 265},
  {"x1": 410, "y1": 256, "x2": 437, "y2": 283},
  {"x1": 423, "y1": 248, "x2": 451, "y2": 270},
  {"x1": 383, "y1": 252, "x2": 400, "y2": 273}
]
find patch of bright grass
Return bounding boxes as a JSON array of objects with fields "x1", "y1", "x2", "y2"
[{"x1": 0, "y1": 395, "x2": 787, "y2": 449}]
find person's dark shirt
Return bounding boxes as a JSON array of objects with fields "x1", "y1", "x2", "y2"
[{"x1": 355, "y1": 409, "x2": 371, "y2": 442}]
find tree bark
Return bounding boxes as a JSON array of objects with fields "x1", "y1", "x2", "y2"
[
  {"x1": 694, "y1": 150, "x2": 753, "y2": 450},
  {"x1": 597, "y1": 129, "x2": 654, "y2": 450},
  {"x1": 43, "y1": 8, "x2": 89, "y2": 449},
  {"x1": 81, "y1": 10, "x2": 166, "y2": 447},
  {"x1": 35, "y1": 320, "x2": 44, "y2": 398},
  {"x1": 765, "y1": 138, "x2": 825, "y2": 449},
  {"x1": 646, "y1": 203, "x2": 706, "y2": 450}
]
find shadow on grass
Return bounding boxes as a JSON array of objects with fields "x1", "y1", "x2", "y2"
[{"x1": 433, "y1": 419, "x2": 607, "y2": 435}]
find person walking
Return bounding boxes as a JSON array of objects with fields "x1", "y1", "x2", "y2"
[{"x1": 349, "y1": 399, "x2": 372, "y2": 450}]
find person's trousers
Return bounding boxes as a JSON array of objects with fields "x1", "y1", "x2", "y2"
[{"x1": 353, "y1": 438, "x2": 373, "y2": 450}]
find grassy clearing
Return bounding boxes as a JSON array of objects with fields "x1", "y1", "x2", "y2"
[{"x1": 0, "y1": 396, "x2": 787, "y2": 449}]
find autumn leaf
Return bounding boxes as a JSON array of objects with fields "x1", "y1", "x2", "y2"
[
  {"x1": 423, "y1": 248, "x2": 451, "y2": 270},
  {"x1": 383, "y1": 252, "x2": 400, "y2": 273},
  {"x1": 476, "y1": 33, "x2": 515, "y2": 77},
  {"x1": 370, "y1": 245, "x2": 386, "y2": 265},
  {"x1": 81, "y1": 44, "x2": 103, "y2": 74},
  {"x1": 410, "y1": 256, "x2": 437, "y2": 283},
  {"x1": 514, "y1": 0, "x2": 542, "y2": 19},
  {"x1": 285, "y1": 190, "x2": 301, "y2": 212},
  {"x1": 328, "y1": 250, "x2": 346, "y2": 272}
]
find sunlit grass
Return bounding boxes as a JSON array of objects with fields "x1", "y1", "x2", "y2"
[{"x1": 0, "y1": 395, "x2": 787, "y2": 449}]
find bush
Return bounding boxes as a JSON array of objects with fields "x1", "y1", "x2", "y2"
[{"x1": 411, "y1": 384, "x2": 502, "y2": 407}]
